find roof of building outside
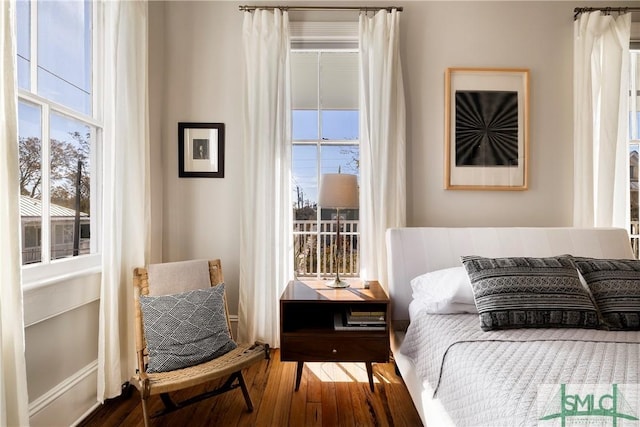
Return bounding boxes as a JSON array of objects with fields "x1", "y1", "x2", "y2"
[{"x1": 20, "y1": 195, "x2": 88, "y2": 218}]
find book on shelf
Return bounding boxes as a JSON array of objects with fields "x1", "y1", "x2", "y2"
[
  {"x1": 334, "y1": 313, "x2": 385, "y2": 331},
  {"x1": 346, "y1": 307, "x2": 385, "y2": 325},
  {"x1": 345, "y1": 314, "x2": 385, "y2": 325},
  {"x1": 348, "y1": 307, "x2": 385, "y2": 317}
]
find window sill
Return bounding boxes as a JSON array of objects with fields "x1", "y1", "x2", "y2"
[{"x1": 22, "y1": 254, "x2": 102, "y2": 291}]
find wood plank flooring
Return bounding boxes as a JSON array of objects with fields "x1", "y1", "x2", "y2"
[{"x1": 78, "y1": 349, "x2": 423, "y2": 427}]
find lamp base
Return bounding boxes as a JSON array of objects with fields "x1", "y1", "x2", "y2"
[{"x1": 326, "y1": 277, "x2": 350, "y2": 288}]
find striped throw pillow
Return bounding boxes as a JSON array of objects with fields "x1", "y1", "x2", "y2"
[
  {"x1": 461, "y1": 255, "x2": 601, "y2": 331},
  {"x1": 572, "y1": 257, "x2": 640, "y2": 331}
]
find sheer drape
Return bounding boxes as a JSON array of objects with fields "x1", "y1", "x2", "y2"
[
  {"x1": 359, "y1": 10, "x2": 406, "y2": 286},
  {"x1": 0, "y1": 1, "x2": 30, "y2": 424},
  {"x1": 239, "y1": 9, "x2": 292, "y2": 347},
  {"x1": 98, "y1": 0, "x2": 150, "y2": 400},
  {"x1": 573, "y1": 11, "x2": 631, "y2": 228}
]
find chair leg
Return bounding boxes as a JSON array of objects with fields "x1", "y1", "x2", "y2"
[
  {"x1": 237, "y1": 372, "x2": 254, "y2": 412},
  {"x1": 140, "y1": 396, "x2": 150, "y2": 427}
]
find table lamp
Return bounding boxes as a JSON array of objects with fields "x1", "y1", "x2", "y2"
[{"x1": 318, "y1": 173, "x2": 359, "y2": 288}]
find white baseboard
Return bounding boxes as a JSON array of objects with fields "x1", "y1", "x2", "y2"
[
  {"x1": 29, "y1": 361, "x2": 98, "y2": 427},
  {"x1": 229, "y1": 314, "x2": 238, "y2": 338}
]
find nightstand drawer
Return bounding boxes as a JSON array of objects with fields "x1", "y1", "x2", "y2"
[{"x1": 281, "y1": 335, "x2": 389, "y2": 362}]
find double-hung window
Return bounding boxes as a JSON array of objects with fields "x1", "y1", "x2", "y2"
[
  {"x1": 16, "y1": 0, "x2": 101, "y2": 281},
  {"x1": 291, "y1": 49, "x2": 360, "y2": 278}
]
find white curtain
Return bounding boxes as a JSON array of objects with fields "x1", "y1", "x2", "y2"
[
  {"x1": 239, "y1": 9, "x2": 292, "y2": 347},
  {"x1": 0, "y1": 1, "x2": 30, "y2": 424},
  {"x1": 573, "y1": 11, "x2": 631, "y2": 228},
  {"x1": 98, "y1": 0, "x2": 150, "y2": 401},
  {"x1": 359, "y1": 10, "x2": 406, "y2": 287}
]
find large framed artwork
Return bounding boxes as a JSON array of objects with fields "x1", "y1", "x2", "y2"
[
  {"x1": 445, "y1": 67, "x2": 529, "y2": 190},
  {"x1": 178, "y1": 122, "x2": 225, "y2": 178}
]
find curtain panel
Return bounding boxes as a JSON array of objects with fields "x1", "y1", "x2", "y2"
[
  {"x1": 0, "y1": 0, "x2": 30, "y2": 424},
  {"x1": 239, "y1": 9, "x2": 293, "y2": 347},
  {"x1": 98, "y1": 0, "x2": 150, "y2": 400},
  {"x1": 359, "y1": 10, "x2": 407, "y2": 287},
  {"x1": 573, "y1": 11, "x2": 631, "y2": 228}
]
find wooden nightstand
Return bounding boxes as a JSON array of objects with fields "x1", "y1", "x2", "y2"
[{"x1": 280, "y1": 279, "x2": 390, "y2": 392}]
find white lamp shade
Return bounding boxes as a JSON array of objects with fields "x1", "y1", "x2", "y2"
[{"x1": 318, "y1": 174, "x2": 359, "y2": 209}]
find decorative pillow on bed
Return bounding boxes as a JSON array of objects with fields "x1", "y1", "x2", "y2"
[
  {"x1": 461, "y1": 255, "x2": 601, "y2": 331},
  {"x1": 139, "y1": 284, "x2": 237, "y2": 373},
  {"x1": 410, "y1": 266, "x2": 478, "y2": 314},
  {"x1": 572, "y1": 257, "x2": 640, "y2": 330}
]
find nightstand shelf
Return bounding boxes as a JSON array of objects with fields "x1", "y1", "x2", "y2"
[{"x1": 280, "y1": 279, "x2": 390, "y2": 391}]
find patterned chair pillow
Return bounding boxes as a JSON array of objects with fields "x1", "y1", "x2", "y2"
[
  {"x1": 461, "y1": 255, "x2": 601, "y2": 331},
  {"x1": 572, "y1": 257, "x2": 640, "y2": 331},
  {"x1": 139, "y1": 284, "x2": 237, "y2": 373}
]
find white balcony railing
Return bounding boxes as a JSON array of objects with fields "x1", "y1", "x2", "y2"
[
  {"x1": 22, "y1": 240, "x2": 91, "y2": 265},
  {"x1": 631, "y1": 221, "x2": 639, "y2": 259},
  {"x1": 293, "y1": 219, "x2": 359, "y2": 278}
]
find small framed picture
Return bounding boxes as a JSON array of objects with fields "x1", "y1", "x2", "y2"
[
  {"x1": 178, "y1": 122, "x2": 225, "y2": 178},
  {"x1": 445, "y1": 67, "x2": 529, "y2": 190}
]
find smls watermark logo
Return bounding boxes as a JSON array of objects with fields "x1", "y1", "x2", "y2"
[{"x1": 538, "y1": 384, "x2": 640, "y2": 426}]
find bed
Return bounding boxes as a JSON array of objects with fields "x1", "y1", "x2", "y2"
[{"x1": 385, "y1": 227, "x2": 640, "y2": 427}]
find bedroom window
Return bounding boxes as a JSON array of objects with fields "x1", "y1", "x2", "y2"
[
  {"x1": 630, "y1": 49, "x2": 640, "y2": 257},
  {"x1": 16, "y1": 0, "x2": 101, "y2": 280},
  {"x1": 291, "y1": 50, "x2": 360, "y2": 279}
]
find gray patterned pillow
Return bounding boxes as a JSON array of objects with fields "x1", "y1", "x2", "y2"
[
  {"x1": 572, "y1": 258, "x2": 640, "y2": 331},
  {"x1": 461, "y1": 255, "x2": 601, "y2": 331},
  {"x1": 139, "y1": 284, "x2": 237, "y2": 373}
]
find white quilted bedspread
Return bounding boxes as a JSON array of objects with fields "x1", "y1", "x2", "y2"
[{"x1": 400, "y1": 312, "x2": 640, "y2": 427}]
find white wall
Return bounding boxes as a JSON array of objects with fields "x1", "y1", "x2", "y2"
[
  {"x1": 154, "y1": 1, "x2": 638, "y2": 316},
  {"x1": 24, "y1": 274, "x2": 100, "y2": 426},
  {"x1": 155, "y1": 1, "x2": 247, "y2": 313},
  {"x1": 403, "y1": 1, "x2": 577, "y2": 226}
]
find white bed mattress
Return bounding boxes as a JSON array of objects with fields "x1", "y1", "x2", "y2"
[{"x1": 398, "y1": 311, "x2": 640, "y2": 427}]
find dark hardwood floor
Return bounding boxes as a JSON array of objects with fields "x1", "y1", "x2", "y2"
[{"x1": 78, "y1": 349, "x2": 423, "y2": 427}]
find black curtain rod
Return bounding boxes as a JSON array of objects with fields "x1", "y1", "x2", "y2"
[
  {"x1": 574, "y1": 6, "x2": 640, "y2": 20},
  {"x1": 239, "y1": 5, "x2": 403, "y2": 12}
]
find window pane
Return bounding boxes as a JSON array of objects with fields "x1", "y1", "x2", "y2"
[
  {"x1": 319, "y1": 52, "x2": 358, "y2": 110},
  {"x1": 292, "y1": 145, "x2": 318, "y2": 277},
  {"x1": 321, "y1": 144, "x2": 359, "y2": 176},
  {"x1": 321, "y1": 110, "x2": 358, "y2": 140},
  {"x1": 292, "y1": 145, "x2": 318, "y2": 210},
  {"x1": 293, "y1": 110, "x2": 318, "y2": 140},
  {"x1": 49, "y1": 113, "x2": 92, "y2": 260},
  {"x1": 632, "y1": 51, "x2": 640, "y2": 140},
  {"x1": 16, "y1": 0, "x2": 30, "y2": 90},
  {"x1": 38, "y1": 1, "x2": 92, "y2": 114},
  {"x1": 631, "y1": 145, "x2": 639, "y2": 258},
  {"x1": 291, "y1": 52, "x2": 318, "y2": 110},
  {"x1": 631, "y1": 145, "x2": 639, "y2": 222},
  {"x1": 18, "y1": 101, "x2": 42, "y2": 264}
]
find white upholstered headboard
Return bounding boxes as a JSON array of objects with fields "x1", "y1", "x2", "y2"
[{"x1": 385, "y1": 227, "x2": 634, "y2": 325}]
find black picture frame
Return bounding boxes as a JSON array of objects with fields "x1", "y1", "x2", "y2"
[{"x1": 178, "y1": 122, "x2": 225, "y2": 178}]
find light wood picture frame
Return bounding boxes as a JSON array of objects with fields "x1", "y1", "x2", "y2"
[{"x1": 445, "y1": 67, "x2": 529, "y2": 190}]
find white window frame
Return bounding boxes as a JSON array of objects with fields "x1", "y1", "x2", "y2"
[{"x1": 18, "y1": 0, "x2": 103, "y2": 287}]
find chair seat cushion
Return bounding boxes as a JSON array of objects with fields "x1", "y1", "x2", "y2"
[{"x1": 140, "y1": 284, "x2": 237, "y2": 373}]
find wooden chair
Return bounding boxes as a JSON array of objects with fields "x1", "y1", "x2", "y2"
[{"x1": 130, "y1": 259, "x2": 269, "y2": 426}]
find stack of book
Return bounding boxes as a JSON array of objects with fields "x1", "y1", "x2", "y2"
[{"x1": 334, "y1": 308, "x2": 386, "y2": 331}]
